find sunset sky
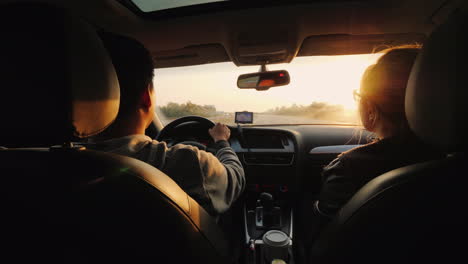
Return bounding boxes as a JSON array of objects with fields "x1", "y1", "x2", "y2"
[{"x1": 154, "y1": 54, "x2": 382, "y2": 113}]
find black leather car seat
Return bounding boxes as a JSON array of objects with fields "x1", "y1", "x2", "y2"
[
  {"x1": 0, "y1": 3, "x2": 228, "y2": 264},
  {"x1": 310, "y1": 7, "x2": 468, "y2": 264}
]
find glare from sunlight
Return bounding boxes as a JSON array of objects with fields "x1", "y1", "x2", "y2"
[{"x1": 154, "y1": 54, "x2": 382, "y2": 125}]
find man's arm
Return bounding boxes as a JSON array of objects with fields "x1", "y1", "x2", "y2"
[
  {"x1": 210, "y1": 139, "x2": 245, "y2": 212},
  {"x1": 151, "y1": 123, "x2": 245, "y2": 215},
  {"x1": 198, "y1": 123, "x2": 245, "y2": 214}
]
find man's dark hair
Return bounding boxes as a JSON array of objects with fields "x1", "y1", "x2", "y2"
[{"x1": 99, "y1": 32, "x2": 155, "y2": 117}]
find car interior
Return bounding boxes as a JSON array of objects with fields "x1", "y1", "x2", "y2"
[{"x1": 0, "y1": 0, "x2": 466, "y2": 264}]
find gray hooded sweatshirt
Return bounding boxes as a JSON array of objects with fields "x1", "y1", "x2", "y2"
[{"x1": 87, "y1": 135, "x2": 245, "y2": 216}]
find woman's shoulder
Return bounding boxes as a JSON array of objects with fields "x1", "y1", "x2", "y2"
[
  {"x1": 321, "y1": 143, "x2": 375, "y2": 171},
  {"x1": 337, "y1": 140, "x2": 384, "y2": 161},
  {"x1": 322, "y1": 142, "x2": 377, "y2": 171},
  {"x1": 321, "y1": 140, "x2": 394, "y2": 183},
  {"x1": 338, "y1": 135, "x2": 441, "y2": 164}
]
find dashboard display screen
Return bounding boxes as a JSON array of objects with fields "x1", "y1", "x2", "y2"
[{"x1": 242, "y1": 133, "x2": 284, "y2": 149}]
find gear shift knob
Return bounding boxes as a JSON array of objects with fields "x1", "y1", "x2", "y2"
[
  {"x1": 256, "y1": 192, "x2": 281, "y2": 229},
  {"x1": 259, "y1": 192, "x2": 274, "y2": 211}
]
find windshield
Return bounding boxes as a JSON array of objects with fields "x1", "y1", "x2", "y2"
[{"x1": 154, "y1": 54, "x2": 382, "y2": 126}]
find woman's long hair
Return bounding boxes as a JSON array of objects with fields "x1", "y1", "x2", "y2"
[{"x1": 359, "y1": 44, "x2": 421, "y2": 138}]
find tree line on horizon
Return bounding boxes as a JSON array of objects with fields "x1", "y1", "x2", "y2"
[
  {"x1": 158, "y1": 101, "x2": 351, "y2": 122},
  {"x1": 266, "y1": 102, "x2": 346, "y2": 120},
  {"x1": 159, "y1": 101, "x2": 217, "y2": 118}
]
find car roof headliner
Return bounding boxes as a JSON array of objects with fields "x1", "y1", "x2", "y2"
[{"x1": 5, "y1": 0, "x2": 466, "y2": 68}]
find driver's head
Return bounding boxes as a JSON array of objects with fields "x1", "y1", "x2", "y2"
[{"x1": 99, "y1": 32, "x2": 156, "y2": 128}]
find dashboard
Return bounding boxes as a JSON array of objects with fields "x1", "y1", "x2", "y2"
[
  {"x1": 158, "y1": 120, "x2": 372, "y2": 196},
  {"x1": 229, "y1": 125, "x2": 371, "y2": 195}
]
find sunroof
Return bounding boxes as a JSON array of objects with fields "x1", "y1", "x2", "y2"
[{"x1": 131, "y1": 0, "x2": 228, "y2": 12}]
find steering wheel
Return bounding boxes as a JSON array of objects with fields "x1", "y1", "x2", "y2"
[{"x1": 156, "y1": 116, "x2": 215, "y2": 150}]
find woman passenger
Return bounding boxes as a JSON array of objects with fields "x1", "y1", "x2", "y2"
[{"x1": 314, "y1": 45, "x2": 442, "y2": 222}]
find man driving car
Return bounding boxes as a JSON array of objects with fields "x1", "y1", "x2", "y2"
[{"x1": 88, "y1": 32, "x2": 245, "y2": 216}]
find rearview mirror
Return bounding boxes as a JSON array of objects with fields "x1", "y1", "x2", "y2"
[{"x1": 237, "y1": 70, "x2": 290, "y2": 91}]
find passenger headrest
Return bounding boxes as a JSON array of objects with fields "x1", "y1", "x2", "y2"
[
  {"x1": 405, "y1": 8, "x2": 468, "y2": 153},
  {"x1": 0, "y1": 3, "x2": 119, "y2": 147}
]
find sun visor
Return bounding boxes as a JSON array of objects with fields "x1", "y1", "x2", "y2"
[
  {"x1": 153, "y1": 44, "x2": 229, "y2": 68},
  {"x1": 298, "y1": 33, "x2": 426, "y2": 56}
]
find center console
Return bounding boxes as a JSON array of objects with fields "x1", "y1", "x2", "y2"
[
  {"x1": 244, "y1": 190, "x2": 294, "y2": 264},
  {"x1": 230, "y1": 128, "x2": 298, "y2": 264}
]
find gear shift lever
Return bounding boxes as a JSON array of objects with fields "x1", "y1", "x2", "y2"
[
  {"x1": 260, "y1": 192, "x2": 274, "y2": 212},
  {"x1": 256, "y1": 192, "x2": 281, "y2": 229}
]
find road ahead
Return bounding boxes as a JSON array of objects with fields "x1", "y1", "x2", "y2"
[{"x1": 160, "y1": 113, "x2": 347, "y2": 125}]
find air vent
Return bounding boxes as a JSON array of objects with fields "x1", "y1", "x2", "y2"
[{"x1": 243, "y1": 153, "x2": 294, "y2": 165}]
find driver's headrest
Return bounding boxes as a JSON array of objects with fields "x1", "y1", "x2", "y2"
[
  {"x1": 405, "y1": 8, "x2": 468, "y2": 153},
  {"x1": 0, "y1": 3, "x2": 120, "y2": 147}
]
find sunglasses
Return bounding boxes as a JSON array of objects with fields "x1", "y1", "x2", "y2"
[{"x1": 353, "y1": 89, "x2": 362, "y2": 101}]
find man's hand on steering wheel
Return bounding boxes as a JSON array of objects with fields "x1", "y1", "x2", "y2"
[
  {"x1": 208, "y1": 123, "x2": 231, "y2": 142},
  {"x1": 156, "y1": 116, "x2": 230, "y2": 153}
]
